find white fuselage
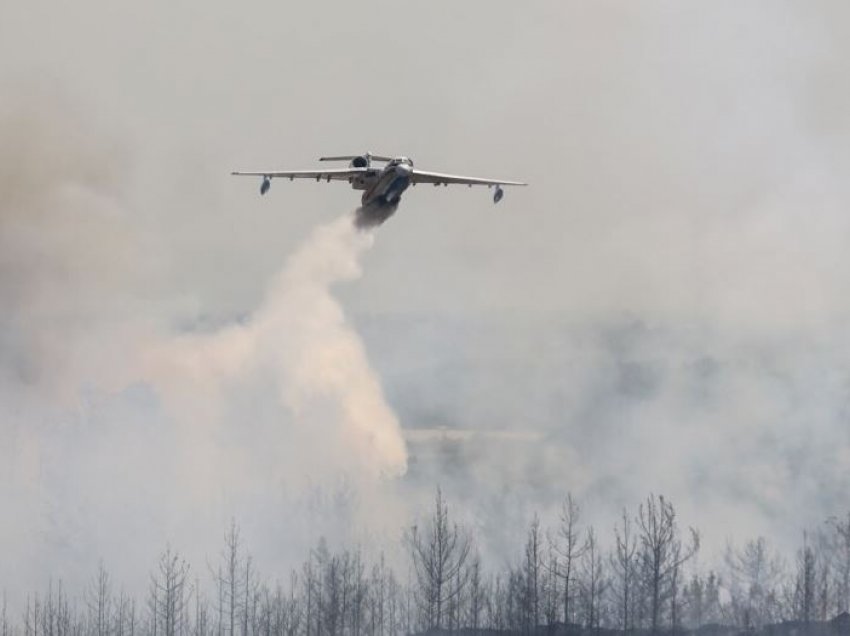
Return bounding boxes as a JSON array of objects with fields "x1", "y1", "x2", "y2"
[
  {"x1": 358, "y1": 159, "x2": 412, "y2": 204},
  {"x1": 353, "y1": 158, "x2": 414, "y2": 227}
]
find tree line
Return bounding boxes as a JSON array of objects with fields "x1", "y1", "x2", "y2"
[{"x1": 5, "y1": 491, "x2": 850, "y2": 636}]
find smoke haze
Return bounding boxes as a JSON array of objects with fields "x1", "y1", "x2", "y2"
[
  {"x1": 0, "y1": 92, "x2": 408, "y2": 601},
  {"x1": 1, "y1": 0, "x2": 850, "y2": 610}
]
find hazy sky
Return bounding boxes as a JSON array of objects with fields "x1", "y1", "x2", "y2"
[{"x1": 2, "y1": 0, "x2": 850, "y2": 602}]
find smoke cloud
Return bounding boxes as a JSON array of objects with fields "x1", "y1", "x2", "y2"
[
  {"x1": 0, "y1": 90, "x2": 407, "y2": 603},
  {"x1": 3, "y1": 0, "x2": 850, "y2": 613},
  {"x1": 145, "y1": 214, "x2": 408, "y2": 489}
]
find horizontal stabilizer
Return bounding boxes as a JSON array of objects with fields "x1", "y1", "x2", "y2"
[{"x1": 319, "y1": 153, "x2": 394, "y2": 162}]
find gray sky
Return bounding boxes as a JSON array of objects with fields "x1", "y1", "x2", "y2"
[{"x1": 2, "y1": 0, "x2": 850, "y2": 601}]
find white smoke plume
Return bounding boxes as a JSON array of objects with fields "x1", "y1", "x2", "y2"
[
  {"x1": 0, "y1": 89, "x2": 408, "y2": 603},
  {"x1": 146, "y1": 215, "x2": 408, "y2": 490}
]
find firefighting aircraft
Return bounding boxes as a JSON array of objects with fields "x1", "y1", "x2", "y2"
[{"x1": 232, "y1": 152, "x2": 527, "y2": 226}]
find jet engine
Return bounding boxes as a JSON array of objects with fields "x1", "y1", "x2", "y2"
[{"x1": 349, "y1": 155, "x2": 370, "y2": 168}]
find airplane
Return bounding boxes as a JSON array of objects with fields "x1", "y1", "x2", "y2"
[{"x1": 232, "y1": 152, "x2": 527, "y2": 226}]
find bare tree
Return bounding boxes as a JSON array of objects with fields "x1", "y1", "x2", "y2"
[
  {"x1": 543, "y1": 546, "x2": 560, "y2": 633},
  {"x1": 681, "y1": 573, "x2": 705, "y2": 629},
  {"x1": 241, "y1": 556, "x2": 259, "y2": 636},
  {"x1": 41, "y1": 584, "x2": 53, "y2": 636},
  {"x1": 114, "y1": 589, "x2": 134, "y2": 636},
  {"x1": 150, "y1": 546, "x2": 192, "y2": 636},
  {"x1": 384, "y1": 568, "x2": 405, "y2": 636},
  {"x1": 212, "y1": 521, "x2": 245, "y2": 636},
  {"x1": 279, "y1": 572, "x2": 302, "y2": 636},
  {"x1": 466, "y1": 554, "x2": 486, "y2": 635},
  {"x1": 704, "y1": 571, "x2": 723, "y2": 625},
  {"x1": 550, "y1": 494, "x2": 587, "y2": 626},
  {"x1": 724, "y1": 537, "x2": 785, "y2": 629},
  {"x1": 611, "y1": 508, "x2": 638, "y2": 632},
  {"x1": 816, "y1": 550, "x2": 832, "y2": 622},
  {"x1": 193, "y1": 579, "x2": 210, "y2": 636},
  {"x1": 507, "y1": 567, "x2": 526, "y2": 632},
  {"x1": 303, "y1": 550, "x2": 318, "y2": 636},
  {"x1": 791, "y1": 533, "x2": 817, "y2": 624},
  {"x1": 368, "y1": 555, "x2": 387, "y2": 636},
  {"x1": 317, "y1": 541, "x2": 340, "y2": 636},
  {"x1": 129, "y1": 595, "x2": 138, "y2": 636},
  {"x1": 408, "y1": 487, "x2": 472, "y2": 632},
  {"x1": 348, "y1": 549, "x2": 368, "y2": 636},
  {"x1": 85, "y1": 562, "x2": 112, "y2": 636},
  {"x1": 579, "y1": 527, "x2": 607, "y2": 634},
  {"x1": 827, "y1": 513, "x2": 850, "y2": 614},
  {"x1": 449, "y1": 549, "x2": 465, "y2": 633},
  {"x1": 636, "y1": 494, "x2": 699, "y2": 634},
  {"x1": 670, "y1": 543, "x2": 683, "y2": 631},
  {"x1": 24, "y1": 594, "x2": 39, "y2": 636},
  {"x1": 523, "y1": 515, "x2": 544, "y2": 632},
  {"x1": 490, "y1": 574, "x2": 507, "y2": 632},
  {"x1": 52, "y1": 589, "x2": 69, "y2": 636}
]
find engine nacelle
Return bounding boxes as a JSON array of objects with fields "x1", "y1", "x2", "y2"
[
  {"x1": 493, "y1": 184, "x2": 504, "y2": 204},
  {"x1": 349, "y1": 155, "x2": 370, "y2": 168}
]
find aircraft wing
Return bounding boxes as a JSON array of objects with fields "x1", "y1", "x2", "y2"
[
  {"x1": 231, "y1": 168, "x2": 375, "y2": 181},
  {"x1": 409, "y1": 169, "x2": 527, "y2": 187}
]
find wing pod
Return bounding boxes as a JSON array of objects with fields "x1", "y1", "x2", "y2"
[{"x1": 493, "y1": 184, "x2": 504, "y2": 204}]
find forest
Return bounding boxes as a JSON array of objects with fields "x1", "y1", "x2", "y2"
[{"x1": 5, "y1": 491, "x2": 850, "y2": 636}]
